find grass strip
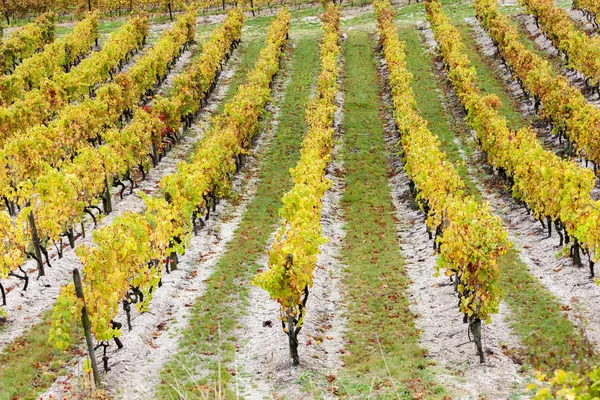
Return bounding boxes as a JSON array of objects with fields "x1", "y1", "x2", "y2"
[
  {"x1": 336, "y1": 29, "x2": 444, "y2": 399},
  {"x1": 454, "y1": 22, "x2": 527, "y2": 130},
  {"x1": 216, "y1": 37, "x2": 267, "y2": 113},
  {"x1": 0, "y1": 310, "x2": 82, "y2": 400},
  {"x1": 399, "y1": 25, "x2": 480, "y2": 198}
]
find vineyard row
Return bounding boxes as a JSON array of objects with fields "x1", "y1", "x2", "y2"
[
  {"x1": 48, "y1": 8, "x2": 287, "y2": 377},
  {"x1": 375, "y1": 0, "x2": 510, "y2": 362},
  {"x1": 521, "y1": 0, "x2": 600, "y2": 91},
  {"x1": 0, "y1": 8, "x2": 197, "y2": 310},
  {"x1": 252, "y1": 2, "x2": 342, "y2": 366},
  {"x1": 426, "y1": 0, "x2": 600, "y2": 280},
  {"x1": 476, "y1": 0, "x2": 600, "y2": 171},
  {"x1": 0, "y1": 13, "x2": 148, "y2": 146},
  {"x1": 0, "y1": 12, "x2": 55, "y2": 75},
  {"x1": 0, "y1": 12, "x2": 98, "y2": 106}
]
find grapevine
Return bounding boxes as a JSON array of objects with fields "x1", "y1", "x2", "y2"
[
  {"x1": 252, "y1": 3, "x2": 341, "y2": 366},
  {"x1": 374, "y1": 0, "x2": 510, "y2": 362},
  {"x1": 0, "y1": 210, "x2": 29, "y2": 319},
  {"x1": 533, "y1": 367, "x2": 600, "y2": 398},
  {"x1": 0, "y1": 12, "x2": 56, "y2": 75},
  {"x1": 0, "y1": 12, "x2": 99, "y2": 106},
  {"x1": 0, "y1": 9, "x2": 195, "y2": 283},
  {"x1": 0, "y1": 9, "x2": 193, "y2": 207},
  {"x1": 426, "y1": 0, "x2": 600, "y2": 278},
  {"x1": 476, "y1": 0, "x2": 600, "y2": 170},
  {"x1": 48, "y1": 7, "x2": 280, "y2": 367},
  {"x1": 521, "y1": 0, "x2": 600, "y2": 91},
  {"x1": 573, "y1": 0, "x2": 600, "y2": 28},
  {"x1": 0, "y1": 14, "x2": 148, "y2": 145},
  {"x1": 67, "y1": 0, "x2": 192, "y2": 19}
]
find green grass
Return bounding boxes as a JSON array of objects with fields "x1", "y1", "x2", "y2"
[
  {"x1": 195, "y1": 20, "x2": 223, "y2": 42},
  {"x1": 400, "y1": 24, "x2": 480, "y2": 198},
  {"x1": 95, "y1": 19, "x2": 127, "y2": 46},
  {"x1": 497, "y1": 250, "x2": 597, "y2": 372},
  {"x1": 243, "y1": 7, "x2": 333, "y2": 33},
  {"x1": 295, "y1": 370, "x2": 326, "y2": 398},
  {"x1": 341, "y1": 11, "x2": 379, "y2": 28},
  {"x1": 394, "y1": 2, "x2": 428, "y2": 23},
  {"x1": 240, "y1": 3, "x2": 376, "y2": 33},
  {"x1": 55, "y1": 26, "x2": 74, "y2": 36},
  {"x1": 2, "y1": 8, "x2": 190, "y2": 31},
  {"x1": 344, "y1": 0, "x2": 374, "y2": 7},
  {"x1": 98, "y1": 19, "x2": 125, "y2": 35},
  {"x1": 394, "y1": 2, "x2": 530, "y2": 132},
  {"x1": 0, "y1": 310, "x2": 82, "y2": 400},
  {"x1": 22, "y1": 14, "x2": 122, "y2": 38},
  {"x1": 430, "y1": 0, "x2": 477, "y2": 20},
  {"x1": 389, "y1": 0, "x2": 524, "y2": 24},
  {"x1": 455, "y1": 23, "x2": 528, "y2": 130},
  {"x1": 56, "y1": 17, "x2": 124, "y2": 41},
  {"x1": 244, "y1": 13, "x2": 280, "y2": 30},
  {"x1": 157, "y1": 34, "x2": 321, "y2": 398},
  {"x1": 216, "y1": 37, "x2": 267, "y2": 114},
  {"x1": 186, "y1": 34, "x2": 265, "y2": 170},
  {"x1": 401, "y1": 23, "x2": 597, "y2": 375},
  {"x1": 336, "y1": 29, "x2": 444, "y2": 399}
]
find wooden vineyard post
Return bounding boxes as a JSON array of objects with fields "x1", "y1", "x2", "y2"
[
  {"x1": 102, "y1": 176, "x2": 113, "y2": 214},
  {"x1": 27, "y1": 209, "x2": 44, "y2": 278},
  {"x1": 73, "y1": 268, "x2": 101, "y2": 387},
  {"x1": 168, "y1": 252, "x2": 178, "y2": 271}
]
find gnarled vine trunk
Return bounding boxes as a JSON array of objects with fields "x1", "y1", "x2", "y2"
[
  {"x1": 283, "y1": 285, "x2": 309, "y2": 367},
  {"x1": 469, "y1": 317, "x2": 484, "y2": 363}
]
